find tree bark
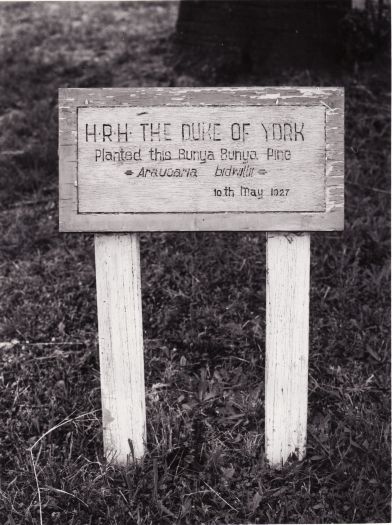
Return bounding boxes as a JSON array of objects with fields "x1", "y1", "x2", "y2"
[{"x1": 175, "y1": 0, "x2": 351, "y2": 72}]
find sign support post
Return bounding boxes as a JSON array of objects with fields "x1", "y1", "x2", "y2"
[
  {"x1": 265, "y1": 232, "x2": 310, "y2": 468},
  {"x1": 95, "y1": 233, "x2": 146, "y2": 464}
]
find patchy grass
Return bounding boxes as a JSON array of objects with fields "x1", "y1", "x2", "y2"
[{"x1": 0, "y1": 2, "x2": 390, "y2": 524}]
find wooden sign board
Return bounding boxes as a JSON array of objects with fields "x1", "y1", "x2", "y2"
[
  {"x1": 59, "y1": 87, "x2": 344, "y2": 232},
  {"x1": 58, "y1": 86, "x2": 345, "y2": 467}
]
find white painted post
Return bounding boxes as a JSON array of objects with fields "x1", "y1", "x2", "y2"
[
  {"x1": 265, "y1": 232, "x2": 310, "y2": 468},
  {"x1": 94, "y1": 233, "x2": 146, "y2": 464}
]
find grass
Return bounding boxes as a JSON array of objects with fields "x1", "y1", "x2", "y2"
[{"x1": 0, "y1": 2, "x2": 390, "y2": 523}]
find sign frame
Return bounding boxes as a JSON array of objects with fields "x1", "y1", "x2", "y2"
[{"x1": 59, "y1": 87, "x2": 344, "y2": 232}]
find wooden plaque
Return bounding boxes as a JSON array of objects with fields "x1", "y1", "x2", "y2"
[{"x1": 59, "y1": 87, "x2": 344, "y2": 231}]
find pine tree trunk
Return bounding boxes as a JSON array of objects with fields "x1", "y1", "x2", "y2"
[{"x1": 175, "y1": 0, "x2": 351, "y2": 72}]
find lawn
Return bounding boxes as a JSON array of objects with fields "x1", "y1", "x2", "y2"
[{"x1": 0, "y1": 2, "x2": 390, "y2": 524}]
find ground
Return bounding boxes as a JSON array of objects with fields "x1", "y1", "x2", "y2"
[{"x1": 0, "y1": 2, "x2": 390, "y2": 524}]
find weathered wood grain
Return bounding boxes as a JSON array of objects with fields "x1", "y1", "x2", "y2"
[
  {"x1": 95, "y1": 233, "x2": 146, "y2": 463},
  {"x1": 265, "y1": 232, "x2": 310, "y2": 468},
  {"x1": 77, "y1": 105, "x2": 325, "y2": 214},
  {"x1": 59, "y1": 87, "x2": 344, "y2": 232}
]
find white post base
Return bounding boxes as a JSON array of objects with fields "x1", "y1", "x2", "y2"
[
  {"x1": 265, "y1": 233, "x2": 310, "y2": 468},
  {"x1": 95, "y1": 233, "x2": 146, "y2": 464}
]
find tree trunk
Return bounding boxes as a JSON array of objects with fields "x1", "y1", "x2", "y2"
[{"x1": 175, "y1": 0, "x2": 351, "y2": 73}]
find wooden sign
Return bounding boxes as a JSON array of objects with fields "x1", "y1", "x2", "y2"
[
  {"x1": 58, "y1": 87, "x2": 344, "y2": 468},
  {"x1": 59, "y1": 87, "x2": 344, "y2": 232}
]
